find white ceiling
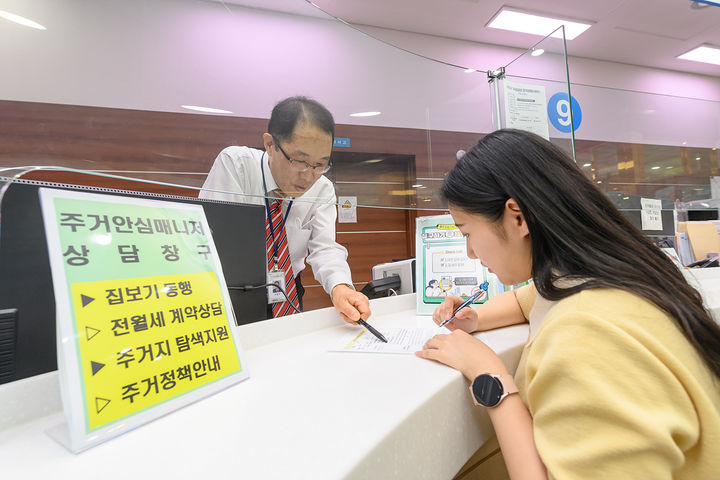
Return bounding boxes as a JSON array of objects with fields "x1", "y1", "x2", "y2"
[{"x1": 222, "y1": 0, "x2": 720, "y2": 78}]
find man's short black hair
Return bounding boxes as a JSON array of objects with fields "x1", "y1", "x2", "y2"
[{"x1": 268, "y1": 96, "x2": 335, "y2": 142}]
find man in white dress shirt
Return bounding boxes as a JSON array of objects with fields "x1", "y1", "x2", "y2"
[{"x1": 199, "y1": 96, "x2": 371, "y2": 323}]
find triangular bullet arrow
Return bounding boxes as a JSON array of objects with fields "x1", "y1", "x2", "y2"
[
  {"x1": 81, "y1": 294, "x2": 95, "y2": 307},
  {"x1": 85, "y1": 326, "x2": 100, "y2": 341},
  {"x1": 91, "y1": 361, "x2": 105, "y2": 375},
  {"x1": 95, "y1": 397, "x2": 111, "y2": 414}
]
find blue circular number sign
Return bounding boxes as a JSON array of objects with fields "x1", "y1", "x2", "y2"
[{"x1": 547, "y1": 92, "x2": 581, "y2": 133}]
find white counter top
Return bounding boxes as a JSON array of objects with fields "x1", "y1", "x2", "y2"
[{"x1": 0, "y1": 294, "x2": 528, "y2": 479}]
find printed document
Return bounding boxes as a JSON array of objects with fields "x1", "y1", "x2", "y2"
[{"x1": 330, "y1": 326, "x2": 490, "y2": 354}]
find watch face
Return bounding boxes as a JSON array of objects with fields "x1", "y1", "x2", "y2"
[{"x1": 472, "y1": 374, "x2": 503, "y2": 407}]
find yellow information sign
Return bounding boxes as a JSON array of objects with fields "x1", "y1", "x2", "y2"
[
  {"x1": 73, "y1": 272, "x2": 242, "y2": 430},
  {"x1": 40, "y1": 188, "x2": 249, "y2": 453}
]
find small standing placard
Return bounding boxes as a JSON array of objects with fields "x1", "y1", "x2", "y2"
[
  {"x1": 39, "y1": 188, "x2": 249, "y2": 453},
  {"x1": 415, "y1": 215, "x2": 510, "y2": 315}
]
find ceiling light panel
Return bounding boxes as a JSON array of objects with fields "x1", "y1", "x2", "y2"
[
  {"x1": 487, "y1": 7, "x2": 593, "y2": 40},
  {"x1": 677, "y1": 45, "x2": 720, "y2": 66},
  {"x1": 0, "y1": 9, "x2": 46, "y2": 30}
]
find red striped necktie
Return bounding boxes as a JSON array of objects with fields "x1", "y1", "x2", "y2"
[{"x1": 266, "y1": 198, "x2": 300, "y2": 317}]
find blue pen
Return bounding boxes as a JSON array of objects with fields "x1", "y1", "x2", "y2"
[{"x1": 439, "y1": 282, "x2": 488, "y2": 328}]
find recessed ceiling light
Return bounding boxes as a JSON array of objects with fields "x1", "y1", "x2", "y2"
[
  {"x1": 464, "y1": 68, "x2": 477, "y2": 73},
  {"x1": 677, "y1": 45, "x2": 720, "y2": 66},
  {"x1": 0, "y1": 9, "x2": 46, "y2": 30},
  {"x1": 582, "y1": 163, "x2": 591, "y2": 167},
  {"x1": 596, "y1": 180, "x2": 602, "y2": 184},
  {"x1": 487, "y1": 7, "x2": 593, "y2": 40},
  {"x1": 651, "y1": 166, "x2": 661, "y2": 170},
  {"x1": 531, "y1": 48, "x2": 545, "y2": 57},
  {"x1": 682, "y1": 141, "x2": 687, "y2": 145},
  {"x1": 350, "y1": 111, "x2": 381, "y2": 117},
  {"x1": 622, "y1": 196, "x2": 630, "y2": 200},
  {"x1": 696, "y1": 157, "x2": 701, "y2": 160},
  {"x1": 181, "y1": 105, "x2": 232, "y2": 114}
]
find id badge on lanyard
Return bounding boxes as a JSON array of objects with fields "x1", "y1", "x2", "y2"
[
  {"x1": 261, "y1": 153, "x2": 294, "y2": 305},
  {"x1": 265, "y1": 210, "x2": 292, "y2": 305},
  {"x1": 267, "y1": 267, "x2": 287, "y2": 304}
]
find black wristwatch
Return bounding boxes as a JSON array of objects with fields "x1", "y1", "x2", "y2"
[{"x1": 469, "y1": 373, "x2": 518, "y2": 408}]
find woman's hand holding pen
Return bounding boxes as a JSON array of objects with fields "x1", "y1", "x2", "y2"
[
  {"x1": 421, "y1": 292, "x2": 507, "y2": 380},
  {"x1": 432, "y1": 295, "x2": 480, "y2": 333}
]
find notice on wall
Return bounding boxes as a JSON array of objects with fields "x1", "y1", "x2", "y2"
[
  {"x1": 641, "y1": 197, "x2": 663, "y2": 231},
  {"x1": 503, "y1": 80, "x2": 550, "y2": 140},
  {"x1": 338, "y1": 196, "x2": 357, "y2": 223},
  {"x1": 415, "y1": 215, "x2": 517, "y2": 315},
  {"x1": 39, "y1": 188, "x2": 249, "y2": 453}
]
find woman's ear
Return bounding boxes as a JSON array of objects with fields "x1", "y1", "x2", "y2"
[{"x1": 505, "y1": 198, "x2": 529, "y2": 237}]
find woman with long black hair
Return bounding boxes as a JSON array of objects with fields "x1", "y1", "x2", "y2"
[{"x1": 417, "y1": 129, "x2": 720, "y2": 479}]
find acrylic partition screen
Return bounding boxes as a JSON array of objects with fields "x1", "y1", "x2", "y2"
[
  {"x1": 492, "y1": 26, "x2": 576, "y2": 160},
  {"x1": 0, "y1": 0, "x2": 498, "y2": 315}
]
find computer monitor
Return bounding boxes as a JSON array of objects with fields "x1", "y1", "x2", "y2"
[
  {"x1": 687, "y1": 209, "x2": 719, "y2": 221},
  {"x1": 0, "y1": 178, "x2": 267, "y2": 384}
]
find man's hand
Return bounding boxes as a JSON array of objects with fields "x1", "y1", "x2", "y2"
[{"x1": 331, "y1": 284, "x2": 371, "y2": 324}]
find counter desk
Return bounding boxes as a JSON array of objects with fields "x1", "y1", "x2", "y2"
[{"x1": 0, "y1": 293, "x2": 528, "y2": 479}]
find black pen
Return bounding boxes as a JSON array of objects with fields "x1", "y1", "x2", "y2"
[{"x1": 357, "y1": 318, "x2": 388, "y2": 343}]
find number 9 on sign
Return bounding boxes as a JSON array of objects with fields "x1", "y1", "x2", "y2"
[{"x1": 547, "y1": 92, "x2": 581, "y2": 133}]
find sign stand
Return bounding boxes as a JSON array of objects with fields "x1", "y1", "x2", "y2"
[
  {"x1": 415, "y1": 214, "x2": 526, "y2": 315},
  {"x1": 39, "y1": 188, "x2": 250, "y2": 453}
]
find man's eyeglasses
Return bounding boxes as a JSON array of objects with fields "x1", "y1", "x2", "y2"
[{"x1": 273, "y1": 138, "x2": 332, "y2": 175}]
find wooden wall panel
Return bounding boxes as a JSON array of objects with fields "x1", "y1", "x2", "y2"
[
  {"x1": 0, "y1": 100, "x2": 266, "y2": 172},
  {"x1": 336, "y1": 206, "x2": 408, "y2": 233},
  {"x1": 299, "y1": 231, "x2": 410, "y2": 311},
  {"x1": 338, "y1": 232, "x2": 410, "y2": 283}
]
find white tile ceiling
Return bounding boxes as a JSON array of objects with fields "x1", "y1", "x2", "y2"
[{"x1": 222, "y1": 0, "x2": 720, "y2": 77}]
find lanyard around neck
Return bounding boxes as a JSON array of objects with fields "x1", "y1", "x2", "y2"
[{"x1": 261, "y1": 152, "x2": 293, "y2": 267}]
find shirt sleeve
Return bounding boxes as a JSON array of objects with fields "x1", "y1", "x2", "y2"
[
  {"x1": 199, "y1": 147, "x2": 251, "y2": 202},
  {"x1": 525, "y1": 312, "x2": 698, "y2": 480},
  {"x1": 303, "y1": 181, "x2": 353, "y2": 294}
]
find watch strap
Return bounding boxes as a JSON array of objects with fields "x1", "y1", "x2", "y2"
[{"x1": 496, "y1": 374, "x2": 518, "y2": 396}]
